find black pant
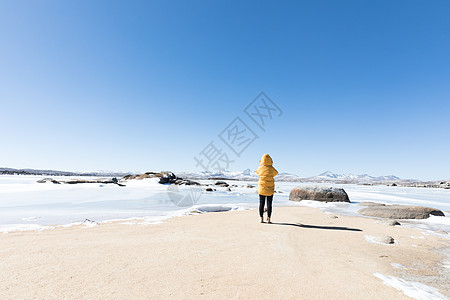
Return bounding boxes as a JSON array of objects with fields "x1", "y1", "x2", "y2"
[{"x1": 259, "y1": 194, "x2": 273, "y2": 218}]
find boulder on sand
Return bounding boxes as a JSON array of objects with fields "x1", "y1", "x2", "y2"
[
  {"x1": 359, "y1": 202, "x2": 386, "y2": 207},
  {"x1": 374, "y1": 235, "x2": 395, "y2": 244},
  {"x1": 359, "y1": 205, "x2": 445, "y2": 219},
  {"x1": 289, "y1": 186, "x2": 350, "y2": 203}
]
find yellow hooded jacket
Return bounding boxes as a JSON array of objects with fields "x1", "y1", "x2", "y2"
[{"x1": 256, "y1": 154, "x2": 278, "y2": 196}]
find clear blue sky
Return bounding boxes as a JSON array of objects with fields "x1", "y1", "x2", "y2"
[{"x1": 1, "y1": 1, "x2": 449, "y2": 180}]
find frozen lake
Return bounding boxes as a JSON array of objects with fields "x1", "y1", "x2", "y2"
[{"x1": 0, "y1": 175, "x2": 449, "y2": 233}]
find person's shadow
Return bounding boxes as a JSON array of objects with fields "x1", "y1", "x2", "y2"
[{"x1": 269, "y1": 222, "x2": 362, "y2": 232}]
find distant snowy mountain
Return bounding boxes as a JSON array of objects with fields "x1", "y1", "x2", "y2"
[
  {"x1": 311, "y1": 171, "x2": 400, "y2": 182},
  {"x1": 177, "y1": 169, "x2": 307, "y2": 181},
  {"x1": 177, "y1": 169, "x2": 258, "y2": 181},
  {"x1": 178, "y1": 169, "x2": 402, "y2": 183}
]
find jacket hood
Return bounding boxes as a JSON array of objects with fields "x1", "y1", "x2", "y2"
[{"x1": 260, "y1": 154, "x2": 273, "y2": 166}]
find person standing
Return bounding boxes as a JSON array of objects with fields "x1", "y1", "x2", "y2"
[{"x1": 256, "y1": 154, "x2": 278, "y2": 223}]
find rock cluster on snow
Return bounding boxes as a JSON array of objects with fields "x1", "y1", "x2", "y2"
[
  {"x1": 123, "y1": 171, "x2": 200, "y2": 185},
  {"x1": 36, "y1": 178, "x2": 61, "y2": 184},
  {"x1": 37, "y1": 177, "x2": 125, "y2": 186},
  {"x1": 123, "y1": 171, "x2": 178, "y2": 184}
]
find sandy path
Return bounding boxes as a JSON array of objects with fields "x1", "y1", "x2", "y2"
[{"x1": 0, "y1": 207, "x2": 448, "y2": 299}]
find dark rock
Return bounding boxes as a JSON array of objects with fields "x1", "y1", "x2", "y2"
[
  {"x1": 64, "y1": 179, "x2": 92, "y2": 184},
  {"x1": 359, "y1": 205, "x2": 445, "y2": 219},
  {"x1": 380, "y1": 220, "x2": 401, "y2": 226},
  {"x1": 158, "y1": 172, "x2": 177, "y2": 184},
  {"x1": 205, "y1": 188, "x2": 216, "y2": 192},
  {"x1": 247, "y1": 184, "x2": 255, "y2": 188},
  {"x1": 57, "y1": 178, "x2": 125, "y2": 186},
  {"x1": 289, "y1": 186, "x2": 350, "y2": 203},
  {"x1": 36, "y1": 178, "x2": 61, "y2": 184},
  {"x1": 185, "y1": 180, "x2": 200, "y2": 186},
  {"x1": 226, "y1": 187, "x2": 231, "y2": 192},
  {"x1": 83, "y1": 219, "x2": 98, "y2": 225},
  {"x1": 215, "y1": 181, "x2": 229, "y2": 187},
  {"x1": 175, "y1": 179, "x2": 200, "y2": 186}
]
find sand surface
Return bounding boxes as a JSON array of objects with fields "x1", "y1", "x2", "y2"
[{"x1": 1, "y1": 207, "x2": 448, "y2": 299}]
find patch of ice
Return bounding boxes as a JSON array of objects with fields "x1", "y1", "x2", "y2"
[
  {"x1": 82, "y1": 219, "x2": 98, "y2": 228},
  {"x1": 0, "y1": 224, "x2": 55, "y2": 233},
  {"x1": 22, "y1": 216, "x2": 44, "y2": 221},
  {"x1": 443, "y1": 260, "x2": 450, "y2": 269},
  {"x1": 191, "y1": 204, "x2": 237, "y2": 213},
  {"x1": 2, "y1": 176, "x2": 450, "y2": 237},
  {"x1": 402, "y1": 216, "x2": 450, "y2": 239},
  {"x1": 140, "y1": 220, "x2": 164, "y2": 225},
  {"x1": 391, "y1": 263, "x2": 409, "y2": 270},
  {"x1": 391, "y1": 263, "x2": 418, "y2": 271},
  {"x1": 59, "y1": 219, "x2": 98, "y2": 228},
  {"x1": 410, "y1": 236, "x2": 425, "y2": 239},
  {"x1": 374, "y1": 273, "x2": 448, "y2": 300},
  {"x1": 292, "y1": 200, "x2": 331, "y2": 208},
  {"x1": 119, "y1": 221, "x2": 137, "y2": 225}
]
